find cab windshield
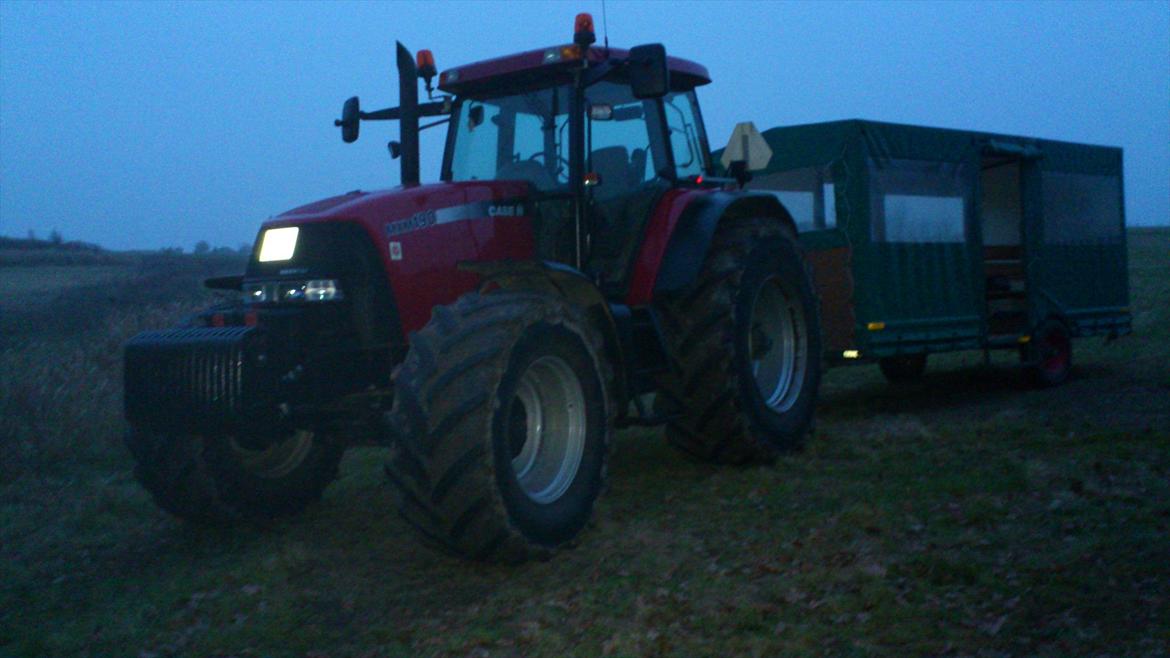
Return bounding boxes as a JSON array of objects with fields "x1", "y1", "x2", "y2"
[
  {"x1": 448, "y1": 86, "x2": 572, "y2": 191},
  {"x1": 445, "y1": 82, "x2": 706, "y2": 190}
]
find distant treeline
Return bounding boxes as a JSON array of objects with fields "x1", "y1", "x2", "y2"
[{"x1": 0, "y1": 235, "x2": 104, "y2": 252}]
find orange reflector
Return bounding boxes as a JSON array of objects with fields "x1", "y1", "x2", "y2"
[{"x1": 867, "y1": 322, "x2": 886, "y2": 331}]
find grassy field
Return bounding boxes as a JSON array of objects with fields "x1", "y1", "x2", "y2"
[{"x1": 1, "y1": 230, "x2": 1167, "y2": 657}]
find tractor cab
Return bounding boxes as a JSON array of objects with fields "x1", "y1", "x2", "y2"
[
  {"x1": 339, "y1": 13, "x2": 715, "y2": 296},
  {"x1": 441, "y1": 45, "x2": 713, "y2": 293}
]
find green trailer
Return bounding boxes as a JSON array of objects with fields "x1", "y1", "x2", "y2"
[{"x1": 732, "y1": 119, "x2": 1130, "y2": 385}]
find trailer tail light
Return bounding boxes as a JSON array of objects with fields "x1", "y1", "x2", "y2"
[{"x1": 574, "y1": 12, "x2": 595, "y2": 46}]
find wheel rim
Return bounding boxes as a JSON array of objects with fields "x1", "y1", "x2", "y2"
[
  {"x1": 507, "y1": 355, "x2": 587, "y2": 504},
  {"x1": 749, "y1": 275, "x2": 808, "y2": 413},
  {"x1": 229, "y1": 430, "x2": 314, "y2": 479}
]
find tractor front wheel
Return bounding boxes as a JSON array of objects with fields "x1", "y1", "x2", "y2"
[
  {"x1": 384, "y1": 291, "x2": 612, "y2": 562},
  {"x1": 125, "y1": 428, "x2": 343, "y2": 522}
]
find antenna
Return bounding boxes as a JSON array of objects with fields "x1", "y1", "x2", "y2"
[{"x1": 601, "y1": 0, "x2": 609, "y2": 53}]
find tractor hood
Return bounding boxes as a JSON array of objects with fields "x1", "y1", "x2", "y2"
[
  {"x1": 273, "y1": 180, "x2": 533, "y2": 226},
  {"x1": 253, "y1": 179, "x2": 538, "y2": 334}
]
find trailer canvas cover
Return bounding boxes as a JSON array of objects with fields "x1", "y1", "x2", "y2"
[{"x1": 728, "y1": 119, "x2": 1130, "y2": 362}]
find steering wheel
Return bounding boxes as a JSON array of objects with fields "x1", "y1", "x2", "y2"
[
  {"x1": 497, "y1": 159, "x2": 557, "y2": 191},
  {"x1": 527, "y1": 152, "x2": 570, "y2": 182}
]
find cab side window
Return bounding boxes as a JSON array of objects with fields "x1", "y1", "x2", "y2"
[{"x1": 663, "y1": 92, "x2": 704, "y2": 178}]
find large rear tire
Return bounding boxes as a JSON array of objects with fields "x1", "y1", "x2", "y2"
[
  {"x1": 655, "y1": 217, "x2": 822, "y2": 464},
  {"x1": 384, "y1": 291, "x2": 612, "y2": 563},
  {"x1": 125, "y1": 428, "x2": 343, "y2": 522}
]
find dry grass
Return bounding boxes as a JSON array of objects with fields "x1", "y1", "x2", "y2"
[{"x1": 1, "y1": 232, "x2": 1167, "y2": 657}]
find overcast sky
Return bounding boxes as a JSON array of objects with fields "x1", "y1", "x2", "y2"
[{"x1": 1, "y1": 0, "x2": 1167, "y2": 250}]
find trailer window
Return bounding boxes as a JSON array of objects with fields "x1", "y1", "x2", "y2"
[
  {"x1": 1042, "y1": 172, "x2": 1122, "y2": 244},
  {"x1": 870, "y1": 159, "x2": 970, "y2": 243},
  {"x1": 749, "y1": 168, "x2": 837, "y2": 230}
]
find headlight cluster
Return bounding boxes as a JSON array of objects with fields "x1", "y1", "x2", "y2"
[{"x1": 243, "y1": 279, "x2": 344, "y2": 304}]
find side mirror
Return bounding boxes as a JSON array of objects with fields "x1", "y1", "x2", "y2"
[
  {"x1": 335, "y1": 96, "x2": 360, "y2": 143},
  {"x1": 628, "y1": 44, "x2": 669, "y2": 99}
]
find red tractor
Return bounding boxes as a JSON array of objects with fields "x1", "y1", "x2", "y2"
[{"x1": 124, "y1": 15, "x2": 821, "y2": 562}]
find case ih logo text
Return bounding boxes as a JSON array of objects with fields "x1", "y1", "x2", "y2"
[{"x1": 488, "y1": 204, "x2": 523, "y2": 217}]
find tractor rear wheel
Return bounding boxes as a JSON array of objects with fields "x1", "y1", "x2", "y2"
[
  {"x1": 125, "y1": 428, "x2": 343, "y2": 522},
  {"x1": 655, "y1": 217, "x2": 822, "y2": 463},
  {"x1": 384, "y1": 291, "x2": 612, "y2": 562}
]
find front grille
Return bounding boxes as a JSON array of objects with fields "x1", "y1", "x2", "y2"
[{"x1": 124, "y1": 326, "x2": 274, "y2": 432}]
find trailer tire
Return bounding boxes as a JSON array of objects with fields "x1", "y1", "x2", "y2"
[
  {"x1": 384, "y1": 291, "x2": 612, "y2": 563},
  {"x1": 655, "y1": 217, "x2": 822, "y2": 463},
  {"x1": 125, "y1": 428, "x2": 343, "y2": 522},
  {"x1": 878, "y1": 354, "x2": 928, "y2": 384},
  {"x1": 1025, "y1": 318, "x2": 1072, "y2": 388}
]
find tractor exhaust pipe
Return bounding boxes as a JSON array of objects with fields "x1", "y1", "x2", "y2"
[{"x1": 395, "y1": 41, "x2": 420, "y2": 186}]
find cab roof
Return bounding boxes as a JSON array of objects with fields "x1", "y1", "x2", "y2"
[{"x1": 438, "y1": 44, "x2": 711, "y2": 97}]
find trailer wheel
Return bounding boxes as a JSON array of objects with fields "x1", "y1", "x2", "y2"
[
  {"x1": 384, "y1": 291, "x2": 612, "y2": 562},
  {"x1": 125, "y1": 428, "x2": 343, "y2": 522},
  {"x1": 1025, "y1": 319, "x2": 1072, "y2": 387},
  {"x1": 878, "y1": 354, "x2": 928, "y2": 384},
  {"x1": 655, "y1": 217, "x2": 822, "y2": 463}
]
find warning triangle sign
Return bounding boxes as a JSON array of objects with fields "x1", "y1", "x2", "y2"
[{"x1": 720, "y1": 122, "x2": 772, "y2": 171}]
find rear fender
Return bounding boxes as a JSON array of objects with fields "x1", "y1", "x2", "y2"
[
  {"x1": 627, "y1": 190, "x2": 797, "y2": 305},
  {"x1": 459, "y1": 260, "x2": 629, "y2": 406}
]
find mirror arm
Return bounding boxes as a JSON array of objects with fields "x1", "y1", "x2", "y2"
[
  {"x1": 360, "y1": 100, "x2": 451, "y2": 123},
  {"x1": 581, "y1": 59, "x2": 620, "y2": 88}
]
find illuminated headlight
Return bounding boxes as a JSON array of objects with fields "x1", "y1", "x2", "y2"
[
  {"x1": 258, "y1": 227, "x2": 299, "y2": 262},
  {"x1": 244, "y1": 282, "x2": 270, "y2": 303},
  {"x1": 243, "y1": 279, "x2": 343, "y2": 304},
  {"x1": 304, "y1": 279, "x2": 341, "y2": 301}
]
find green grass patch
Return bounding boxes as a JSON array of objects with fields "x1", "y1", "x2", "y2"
[{"x1": 1, "y1": 233, "x2": 1167, "y2": 656}]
